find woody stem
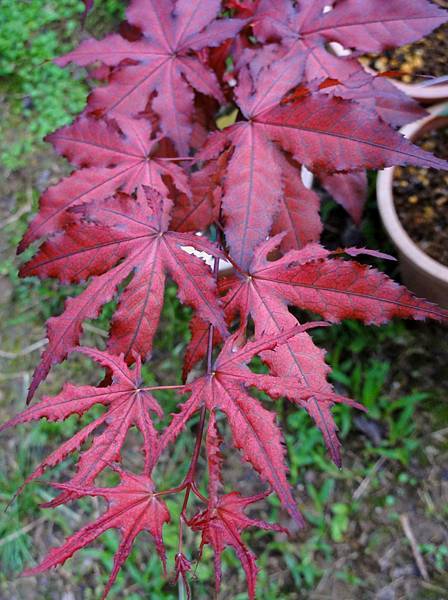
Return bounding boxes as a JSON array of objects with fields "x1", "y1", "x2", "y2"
[{"x1": 177, "y1": 230, "x2": 222, "y2": 552}]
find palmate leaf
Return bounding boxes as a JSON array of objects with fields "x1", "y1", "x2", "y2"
[
  {"x1": 162, "y1": 325, "x2": 362, "y2": 524},
  {"x1": 19, "y1": 116, "x2": 189, "y2": 252},
  {"x1": 317, "y1": 60, "x2": 427, "y2": 128},
  {"x1": 248, "y1": 0, "x2": 442, "y2": 128},
  {"x1": 21, "y1": 187, "x2": 227, "y2": 401},
  {"x1": 56, "y1": 0, "x2": 246, "y2": 153},
  {"x1": 0, "y1": 349, "x2": 163, "y2": 507},
  {"x1": 23, "y1": 466, "x2": 170, "y2": 600},
  {"x1": 198, "y1": 61, "x2": 448, "y2": 269},
  {"x1": 253, "y1": 0, "x2": 448, "y2": 77},
  {"x1": 302, "y1": 0, "x2": 448, "y2": 52},
  {"x1": 190, "y1": 490, "x2": 285, "y2": 600},
  {"x1": 238, "y1": 25, "x2": 427, "y2": 129},
  {"x1": 254, "y1": 0, "x2": 448, "y2": 49},
  {"x1": 220, "y1": 236, "x2": 448, "y2": 464}
]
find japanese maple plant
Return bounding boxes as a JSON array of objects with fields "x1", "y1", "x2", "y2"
[{"x1": 4, "y1": 0, "x2": 448, "y2": 597}]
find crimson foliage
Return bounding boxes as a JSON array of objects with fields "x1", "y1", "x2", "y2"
[{"x1": 4, "y1": 1, "x2": 448, "y2": 597}]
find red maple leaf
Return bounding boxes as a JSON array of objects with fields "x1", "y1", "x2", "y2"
[
  {"x1": 56, "y1": 0, "x2": 246, "y2": 153},
  {"x1": 190, "y1": 414, "x2": 286, "y2": 600},
  {"x1": 237, "y1": 44, "x2": 426, "y2": 134},
  {"x1": 21, "y1": 187, "x2": 227, "y2": 401},
  {"x1": 253, "y1": 0, "x2": 447, "y2": 77},
  {"x1": 190, "y1": 490, "x2": 284, "y2": 600},
  {"x1": 318, "y1": 61, "x2": 427, "y2": 128},
  {"x1": 179, "y1": 375, "x2": 278, "y2": 599},
  {"x1": 161, "y1": 325, "x2": 361, "y2": 524},
  {"x1": 23, "y1": 466, "x2": 170, "y2": 600},
  {"x1": 302, "y1": 0, "x2": 447, "y2": 53},
  {"x1": 249, "y1": 0, "x2": 440, "y2": 128},
  {"x1": 220, "y1": 237, "x2": 448, "y2": 464},
  {"x1": 198, "y1": 62, "x2": 447, "y2": 268},
  {"x1": 0, "y1": 348, "x2": 166, "y2": 507},
  {"x1": 19, "y1": 116, "x2": 189, "y2": 252}
]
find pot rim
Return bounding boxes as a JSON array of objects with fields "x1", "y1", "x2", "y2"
[
  {"x1": 391, "y1": 78, "x2": 448, "y2": 100},
  {"x1": 377, "y1": 102, "x2": 448, "y2": 282}
]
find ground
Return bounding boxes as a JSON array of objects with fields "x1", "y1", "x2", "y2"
[{"x1": 0, "y1": 2, "x2": 447, "y2": 599}]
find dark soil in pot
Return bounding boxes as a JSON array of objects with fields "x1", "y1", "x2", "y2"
[
  {"x1": 393, "y1": 125, "x2": 448, "y2": 266},
  {"x1": 361, "y1": 0, "x2": 448, "y2": 84}
]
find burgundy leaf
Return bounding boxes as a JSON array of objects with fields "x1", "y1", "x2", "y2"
[
  {"x1": 254, "y1": 0, "x2": 447, "y2": 74},
  {"x1": 190, "y1": 490, "x2": 285, "y2": 600},
  {"x1": 222, "y1": 237, "x2": 447, "y2": 463},
  {"x1": 8, "y1": 0, "x2": 448, "y2": 596},
  {"x1": 252, "y1": 0, "x2": 441, "y2": 125},
  {"x1": 165, "y1": 325, "x2": 356, "y2": 522},
  {"x1": 21, "y1": 188, "x2": 227, "y2": 400},
  {"x1": 56, "y1": 0, "x2": 245, "y2": 153},
  {"x1": 19, "y1": 116, "x2": 189, "y2": 252},
  {"x1": 198, "y1": 65, "x2": 447, "y2": 267},
  {"x1": 305, "y1": 0, "x2": 448, "y2": 53},
  {"x1": 23, "y1": 468, "x2": 170, "y2": 600},
  {"x1": 1, "y1": 350, "x2": 162, "y2": 503}
]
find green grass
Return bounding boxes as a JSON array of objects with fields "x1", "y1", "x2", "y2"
[{"x1": 0, "y1": 0, "x2": 123, "y2": 170}]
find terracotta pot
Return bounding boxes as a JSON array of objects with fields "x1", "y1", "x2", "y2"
[{"x1": 377, "y1": 102, "x2": 448, "y2": 308}]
